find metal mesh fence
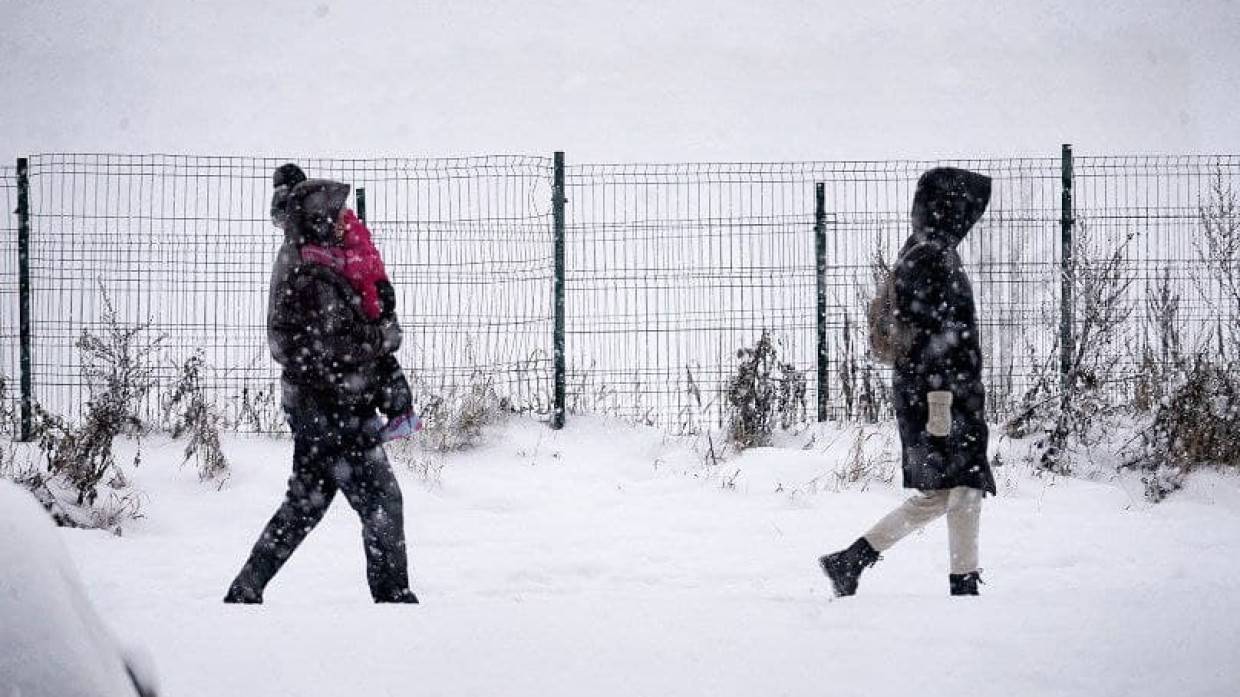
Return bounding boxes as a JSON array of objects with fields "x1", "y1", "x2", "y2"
[
  {"x1": 564, "y1": 159, "x2": 1064, "y2": 427},
  {"x1": 1073, "y1": 155, "x2": 1240, "y2": 404},
  {"x1": 2, "y1": 151, "x2": 1237, "y2": 436},
  {"x1": 0, "y1": 165, "x2": 18, "y2": 430},
  {"x1": 804, "y1": 159, "x2": 1063, "y2": 423},
  {"x1": 563, "y1": 163, "x2": 820, "y2": 430},
  {"x1": 11, "y1": 154, "x2": 553, "y2": 431}
]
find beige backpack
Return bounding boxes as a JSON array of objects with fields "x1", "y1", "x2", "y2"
[{"x1": 867, "y1": 265, "x2": 916, "y2": 365}]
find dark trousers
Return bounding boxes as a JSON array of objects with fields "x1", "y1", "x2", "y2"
[{"x1": 229, "y1": 402, "x2": 411, "y2": 601}]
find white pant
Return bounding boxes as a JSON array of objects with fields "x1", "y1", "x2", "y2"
[{"x1": 862, "y1": 487, "x2": 983, "y2": 574}]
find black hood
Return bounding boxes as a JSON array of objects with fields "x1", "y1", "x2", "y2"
[
  {"x1": 909, "y1": 167, "x2": 992, "y2": 246},
  {"x1": 286, "y1": 179, "x2": 351, "y2": 246}
]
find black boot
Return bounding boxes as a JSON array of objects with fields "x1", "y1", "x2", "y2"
[
  {"x1": 949, "y1": 571, "x2": 981, "y2": 596},
  {"x1": 376, "y1": 588, "x2": 420, "y2": 604},
  {"x1": 819, "y1": 537, "x2": 881, "y2": 597},
  {"x1": 223, "y1": 580, "x2": 263, "y2": 604}
]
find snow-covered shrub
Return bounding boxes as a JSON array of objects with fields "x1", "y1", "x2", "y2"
[
  {"x1": 164, "y1": 350, "x2": 229, "y2": 485},
  {"x1": 0, "y1": 373, "x2": 17, "y2": 435},
  {"x1": 1124, "y1": 171, "x2": 1240, "y2": 501},
  {"x1": 681, "y1": 364, "x2": 724, "y2": 465},
  {"x1": 76, "y1": 286, "x2": 166, "y2": 438},
  {"x1": 785, "y1": 427, "x2": 897, "y2": 497},
  {"x1": 836, "y1": 244, "x2": 895, "y2": 423},
  {"x1": 0, "y1": 377, "x2": 21, "y2": 483},
  {"x1": 833, "y1": 427, "x2": 897, "y2": 491},
  {"x1": 837, "y1": 309, "x2": 888, "y2": 423},
  {"x1": 1133, "y1": 266, "x2": 1186, "y2": 413},
  {"x1": 231, "y1": 381, "x2": 281, "y2": 433},
  {"x1": 385, "y1": 441, "x2": 446, "y2": 488},
  {"x1": 1033, "y1": 224, "x2": 1137, "y2": 475},
  {"x1": 20, "y1": 288, "x2": 161, "y2": 531},
  {"x1": 13, "y1": 407, "x2": 145, "y2": 533},
  {"x1": 0, "y1": 430, "x2": 39, "y2": 498},
  {"x1": 415, "y1": 370, "x2": 511, "y2": 451},
  {"x1": 724, "y1": 331, "x2": 806, "y2": 449},
  {"x1": 32, "y1": 402, "x2": 132, "y2": 510},
  {"x1": 1003, "y1": 340, "x2": 1059, "y2": 439},
  {"x1": 1194, "y1": 168, "x2": 1240, "y2": 353},
  {"x1": 1123, "y1": 356, "x2": 1240, "y2": 502}
]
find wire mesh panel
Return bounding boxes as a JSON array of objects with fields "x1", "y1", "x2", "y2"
[
  {"x1": 0, "y1": 165, "x2": 18, "y2": 433},
  {"x1": 7, "y1": 151, "x2": 1238, "y2": 436},
  {"x1": 1073, "y1": 155, "x2": 1240, "y2": 403},
  {"x1": 563, "y1": 163, "x2": 822, "y2": 431},
  {"x1": 21, "y1": 154, "x2": 553, "y2": 430},
  {"x1": 815, "y1": 159, "x2": 1063, "y2": 421},
  {"x1": 563, "y1": 159, "x2": 1063, "y2": 430}
]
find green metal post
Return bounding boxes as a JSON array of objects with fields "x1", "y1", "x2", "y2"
[
  {"x1": 16, "y1": 158, "x2": 33, "y2": 441},
  {"x1": 551, "y1": 152, "x2": 566, "y2": 430},
  {"x1": 814, "y1": 183, "x2": 829, "y2": 422},
  {"x1": 356, "y1": 187, "x2": 366, "y2": 223},
  {"x1": 1059, "y1": 144, "x2": 1075, "y2": 401}
]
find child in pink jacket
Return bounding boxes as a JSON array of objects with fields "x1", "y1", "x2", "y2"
[{"x1": 301, "y1": 208, "x2": 420, "y2": 441}]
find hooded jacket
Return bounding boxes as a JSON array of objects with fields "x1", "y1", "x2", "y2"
[
  {"x1": 267, "y1": 164, "x2": 308, "y2": 365},
  {"x1": 268, "y1": 180, "x2": 401, "y2": 408},
  {"x1": 890, "y1": 167, "x2": 996, "y2": 494}
]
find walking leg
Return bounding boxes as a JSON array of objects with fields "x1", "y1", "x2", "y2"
[
  {"x1": 336, "y1": 444, "x2": 415, "y2": 603},
  {"x1": 820, "y1": 490, "x2": 948, "y2": 597},
  {"x1": 862, "y1": 489, "x2": 951, "y2": 552},
  {"x1": 945, "y1": 486, "x2": 984, "y2": 575},
  {"x1": 225, "y1": 412, "x2": 339, "y2": 603}
]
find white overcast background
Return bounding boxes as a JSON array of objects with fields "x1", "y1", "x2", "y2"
[{"x1": 1, "y1": 0, "x2": 1238, "y2": 162}]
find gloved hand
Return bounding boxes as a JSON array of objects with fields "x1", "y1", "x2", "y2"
[
  {"x1": 362, "y1": 414, "x2": 388, "y2": 448},
  {"x1": 926, "y1": 391, "x2": 953, "y2": 437},
  {"x1": 380, "y1": 411, "x2": 422, "y2": 442}
]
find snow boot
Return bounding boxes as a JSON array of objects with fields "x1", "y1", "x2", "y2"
[
  {"x1": 949, "y1": 571, "x2": 981, "y2": 596},
  {"x1": 223, "y1": 581, "x2": 263, "y2": 604},
  {"x1": 376, "y1": 588, "x2": 420, "y2": 604},
  {"x1": 819, "y1": 537, "x2": 880, "y2": 597}
]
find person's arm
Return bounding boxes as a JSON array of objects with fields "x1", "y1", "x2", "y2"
[
  {"x1": 377, "y1": 280, "x2": 397, "y2": 319},
  {"x1": 299, "y1": 270, "x2": 401, "y2": 367},
  {"x1": 270, "y1": 268, "x2": 401, "y2": 386},
  {"x1": 893, "y1": 244, "x2": 949, "y2": 334}
]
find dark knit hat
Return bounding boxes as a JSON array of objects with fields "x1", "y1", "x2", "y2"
[
  {"x1": 273, "y1": 163, "x2": 306, "y2": 189},
  {"x1": 270, "y1": 163, "x2": 308, "y2": 228}
]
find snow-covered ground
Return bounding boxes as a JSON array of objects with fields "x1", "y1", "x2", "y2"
[{"x1": 34, "y1": 415, "x2": 1240, "y2": 697}]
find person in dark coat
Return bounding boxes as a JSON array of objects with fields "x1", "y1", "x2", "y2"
[
  {"x1": 267, "y1": 163, "x2": 306, "y2": 358},
  {"x1": 225, "y1": 177, "x2": 417, "y2": 604},
  {"x1": 820, "y1": 167, "x2": 995, "y2": 598}
]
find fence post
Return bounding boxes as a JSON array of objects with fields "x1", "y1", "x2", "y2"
[
  {"x1": 814, "y1": 182, "x2": 829, "y2": 422},
  {"x1": 15, "y1": 158, "x2": 33, "y2": 442},
  {"x1": 356, "y1": 186, "x2": 366, "y2": 223},
  {"x1": 551, "y1": 152, "x2": 567, "y2": 430},
  {"x1": 1059, "y1": 144, "x2": 1075, "y2": 402}
]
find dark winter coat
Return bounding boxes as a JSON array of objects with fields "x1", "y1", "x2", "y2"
[
  {"x1": 891, "y1": 167, "x2": 996, "y2": 495},
  {"x1": 267, "y1": 224, "x2": 302, "y2": 366},
  {"x1": 267, "y1": 163, "x2": 307, "y2": 366},
  {"x1": 268, "y1": 180, "x2": 402, "y2": 409}
]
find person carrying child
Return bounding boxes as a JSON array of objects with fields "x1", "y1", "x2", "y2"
[
  {"x1": 226, "y1": 175, "x2": 419, "y2": 604},
  {"x1": 300, "y1": 205, "x2": 421, "y2": 441}
]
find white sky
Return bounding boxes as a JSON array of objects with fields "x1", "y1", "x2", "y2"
[{"x1": 1, "y1": 0, "x2": 1238, "y2": 162}]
